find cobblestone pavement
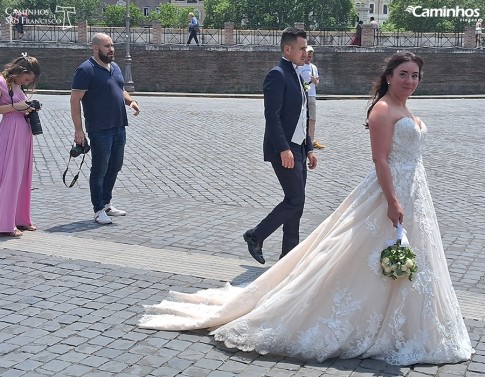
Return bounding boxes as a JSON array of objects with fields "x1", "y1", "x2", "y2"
[{"x1": 0, "y1": 95, "x2": 484, "y2": 377}]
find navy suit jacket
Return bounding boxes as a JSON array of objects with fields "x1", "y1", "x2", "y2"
[{"x1": 262, "y1": 58, "x2": 313, "y2": 162}]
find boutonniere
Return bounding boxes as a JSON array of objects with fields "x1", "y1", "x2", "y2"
[{"x1": 303, "y1": 81, "x2": 310, "y2": 92}]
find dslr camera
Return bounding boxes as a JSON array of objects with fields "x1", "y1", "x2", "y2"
[
  {"x1": 25, "y1": 99, "x2": 43, "y2": 135},
  {"x1": 70, "y1": 138, "x2": 91, "y2": 158}
]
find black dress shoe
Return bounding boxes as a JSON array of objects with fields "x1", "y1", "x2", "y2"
[{"x1": 243, "y1": 230, "x2": 265, "y2": 264}]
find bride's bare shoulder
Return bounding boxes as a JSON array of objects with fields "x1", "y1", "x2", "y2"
[{"x1": 368, "y1": 100, "x2": 397, "y2": 129}]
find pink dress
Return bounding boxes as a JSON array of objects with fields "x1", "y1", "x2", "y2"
[{"x1": 0, "y1": 75, "x2": 33, "y2": 232}]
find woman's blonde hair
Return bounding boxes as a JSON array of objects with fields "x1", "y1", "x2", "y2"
[{"x1": 2, "y1": 55, "x2": 41, "y2": 91}]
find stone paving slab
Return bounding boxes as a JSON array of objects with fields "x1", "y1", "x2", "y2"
[
  {"x1": 0, "y1": 96, "x2": 484, "y2": 376},
  {"x1": 2, "y1": 231, "x2": 485, "y2": 322},
  {"x1": 0, "y1": 248, "x2": 484, "y2": 377},
  {"x1": 0, "y1": 231, "x2": 264, "y2": 284}
]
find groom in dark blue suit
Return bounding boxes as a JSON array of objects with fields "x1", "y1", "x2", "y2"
[{"x1": 244, "y1": 28, "x2": 317, "y2": 264}]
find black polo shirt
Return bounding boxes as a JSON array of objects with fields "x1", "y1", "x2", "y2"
[{"x1": 71, "y1": 57, "x2": 128, "y2": 133}]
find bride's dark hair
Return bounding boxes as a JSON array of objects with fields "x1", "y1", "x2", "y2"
[{"x1": 365, "y1": 51, "x2": 424, "y2": 128}]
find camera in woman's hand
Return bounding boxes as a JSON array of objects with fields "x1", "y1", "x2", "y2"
[
  {"x1": 70, "y1": 138, "x2": 91, "y2": 157},
  {"x1": 26, "y1": 99, "x2": 41, "y2": 110},
  {"x1": 25, "y1": 99, "x2": 43, "y2": 135}
]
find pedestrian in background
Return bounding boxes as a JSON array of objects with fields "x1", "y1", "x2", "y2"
[
  {"x1": 0, "y1": 54, "x2": 41, "y2": 237},
  {"x1": 70, "y1": 33, "x2": 140, "y2": 225},
  {"x1": 298, "y1": 45, "x2": 324, "y2": 150},
  {"x1": 369, "y1": 17, "x2": 379, "y2": 33},
  {"x1": 12, "y1": 9, "x2": 27, "y2": 40},
  {"x1": 475, "y1": 18, "x2": 483, "y2": 48},
  {"x1": 187, "y1": 12, "x2": 200, "y2": 46},
  {"x1": 351, "y1": 20, "x2": 363, "y2": 46},
  {"x1": 370, "y1": 16, "x2": 379, "y2": 45}
]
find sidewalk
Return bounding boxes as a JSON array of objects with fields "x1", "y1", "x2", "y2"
[{"x1": 0, "y1": 95, "x2": 484, "y2": 376}]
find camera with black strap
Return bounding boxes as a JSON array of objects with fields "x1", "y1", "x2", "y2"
[{"x1": 63, "y1": 138, "x2": 91, "y2": 188}]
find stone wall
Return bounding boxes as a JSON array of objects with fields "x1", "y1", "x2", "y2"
[{"x1": 0, "y1": 44, "x2": 484, "y2": 95}]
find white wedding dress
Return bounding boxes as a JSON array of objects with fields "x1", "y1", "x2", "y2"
[{"x1": 140, "y1": 118, "x2": 473, "y2": 366}]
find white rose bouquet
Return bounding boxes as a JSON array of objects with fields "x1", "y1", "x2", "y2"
[{"x1": 380, "y1": 224, "x2": 417, "y2": 281}]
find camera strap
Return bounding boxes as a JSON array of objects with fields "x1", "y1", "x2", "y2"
[
  {"x1": 8, "y1": 85, "x2": 31, "y2": 112},
  {"x1": 63, "y1": 152, "x2": 87, "y2": 188}
]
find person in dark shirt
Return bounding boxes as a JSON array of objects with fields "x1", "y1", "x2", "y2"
[{"x1": 70, "y1": 33, "x2": 140, "y2": 225}]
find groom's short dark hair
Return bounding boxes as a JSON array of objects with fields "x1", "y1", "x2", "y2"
[{"x1": 280, "y1": 27, "x2": 307, "y2": 52}]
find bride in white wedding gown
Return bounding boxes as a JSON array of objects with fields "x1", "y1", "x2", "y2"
[{"x1": 139, "y1": 52, "x2": 473, "y2": 366}]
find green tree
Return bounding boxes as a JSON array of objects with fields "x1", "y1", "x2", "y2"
[
  {"x1": 103, "y1": 3, "x2": 145, "y2": 27},
  {"x1": 149, "y1": 4, "x2": 198, "y2": 28},
  {"x1": 63, "y1": 0, "x2": 100, "y2": 23},
  {"x1": 389, "y1": 0, "x2": 484, "y2": 32},
  {"x1": 203, "y1": 0, "x2": 238, "y2": 28},
  {"x1": 149, "y1": 2, "x2": 179, "y2": 27},
  {"x1": 203, "y1": 0, "x2": 353, "y2": 29}
]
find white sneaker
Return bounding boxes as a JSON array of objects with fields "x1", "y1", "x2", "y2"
[
  {"x1": 104, "y1": 203, "x2": 126, "y2": 217},
  {"x1": 94, "y1": 209, "x2": 112, "y2": 225}
]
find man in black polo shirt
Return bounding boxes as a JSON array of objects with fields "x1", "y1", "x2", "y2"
[{"x1": 70, "y1": 33, "x2": 140, "y2": 225}]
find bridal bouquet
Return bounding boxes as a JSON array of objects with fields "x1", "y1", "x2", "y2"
[{"x1": 380, "y1": 224, "x2": 417, "y2": 281}]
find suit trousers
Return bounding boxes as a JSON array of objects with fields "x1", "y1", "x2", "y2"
[{"x1": 253, "y1": 143, "x2": 307, "y2": 256}]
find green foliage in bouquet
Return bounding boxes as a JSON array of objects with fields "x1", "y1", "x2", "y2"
[{"x1": 380, "y1": 240, "x2": 417, "y2": 281}]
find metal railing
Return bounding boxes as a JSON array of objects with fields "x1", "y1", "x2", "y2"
[
  {"x1": 374, "y1": 30, "x2": 464, "y2": 48},
  {"x1": 12, "y1": 25, "x2": 78, "y2": 43},
  {"x1": 235, "y1": 29, "x2": 282, "y2": 45},
  {"x1": 3, "y1": 25, "x2": 474, "y2": 48},
  {"x1": 307, "y1": 29, "x2": 355, "y2": 46}
]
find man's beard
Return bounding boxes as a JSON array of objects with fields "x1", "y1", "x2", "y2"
[{"x1": 98, "y1": 51, "x2": 114, "y2": 64}]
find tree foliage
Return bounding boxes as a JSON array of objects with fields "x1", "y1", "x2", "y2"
[
  {"x1": 103, "y1": 3, "x2": 145, "y2": 27},
  {"x1": 203, "y1": 0, "x2": 354, "y2": 29},
  {"x1": 388, "y1": 0, "x2": 484, "y2": 32},
  {"x1": 148, "y1": 3, "x2": 197, "y2": 28}
]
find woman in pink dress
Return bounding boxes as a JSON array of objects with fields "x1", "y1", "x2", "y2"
[{"x1": 0, "y1": 55, "x2": 41, "y2": 237}]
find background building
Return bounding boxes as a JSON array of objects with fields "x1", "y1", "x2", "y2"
[{"x1": 354, "y1": 0, "x2": 390, "y2": 25}]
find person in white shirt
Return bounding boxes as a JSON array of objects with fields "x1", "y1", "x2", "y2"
[
  {"x1": 370, "y1": 17, "x2": 379, "y2": 32},
  {"x1": 298, "y1": 46, "x2": 324, "y2": 149},
  {"x1": 476, "y1": 18, "x2": 483, "y2": 48},
  {"x1": 370, "y1": 17, "x2": 379, "y2": 45}
]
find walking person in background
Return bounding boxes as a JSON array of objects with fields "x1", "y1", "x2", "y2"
[
  {"x1": 298, "y1": 45, "x2": 324, "y2": 150},
  {"x1": 0, "y1": 55, "x2": 41, "y2": 237},
  {"x1": 187, "y1": 12, "x2": 200, "y2": 46},
  {"x1": 12, "y1": 9, "x2": 27, "y2": 40},
  {"x1": 243, "y1": 27, "x2": 317, "y2": 264},
  {"x1": 351, "y1": 20, "x2": 363, "y2": 46},
  {"x1": 370, "y1": 16, "x2": 379, "y2": 45},
  {"x1": 475, "y1": 18, "x2": 483, "y2": 48},
  {"x1": 70, "y1": 33, "x2": 140, "y2": 225},
  {"x1": 370, "y1": 17, "x2": 379, "y2": 33}
]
